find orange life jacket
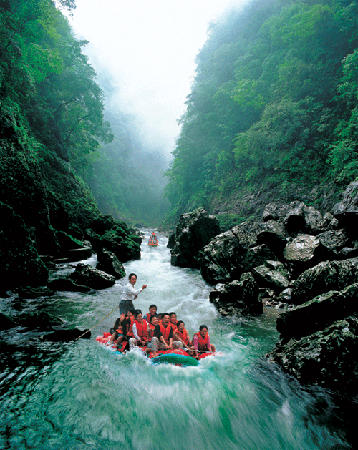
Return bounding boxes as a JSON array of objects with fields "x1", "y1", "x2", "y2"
[
  {"x1": 134, "y1": 319, "x2": 148, "y2": 340},
  {"x1": 176, "y1": 328, "x2": 190, "y2": 346},
  {"x1": 194, "y1": 332, "x2": 210, "y2": 351},
  {"x1": 160, "y1": 323, "x2": 174, "y2": 344}
]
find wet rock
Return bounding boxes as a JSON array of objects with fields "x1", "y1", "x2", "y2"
[
  {"x1": 0, "y1": 202, "x2": 48, "y2": 290},
  {"x1": 263, "y1": 202, "x2": 326, "y2": 235},
  {"x1": 283, "y1": 233, "x2": 331, "y2": 273},
  {"x1": 339, "y1": 247, "x2": 358, "y2": 258},
  {"x1": 100, "y1": 227, "x2": 141, "y2": 263},
  {"x1": 303, "y1": 206, "x2": 325, "y2": 235},
  {"x1": 277, "y1": 284, "x2": 358, "y2": 340},
  {"x1": 0, "y1": 312, "x2": 17, "y2": 330},
  {"x1": 317, "y1": 229, "x2": 350, "y2": 253},
  {"x1": 268, "y1": 316, "x2": 358, "y2": 395},
  {"x1": 170, "y1": 208, "x2": 221, "y2": 268},
  {"x1": 40, "y1": 328, "x2": 91, "y2": 341},
  {"x1": 321, "y1": 212, "x2": 339, "y2": 230},
  {"x1": 167, "y1": 233, "x2": 175, "y2": 249},
  {"x1": 89, "y1": 214, "x2": 117, "y2": 235},
  {"x1": 47, "y1": 278, "x2": 92, "y2": 293},
  {"x1": 290, "y1": 257, "x2": 358, "y2": 304},
  {"x1": 332, "y1": 180, "x2": 358, "y2": 238},
  {"x1": 209, "y1": 272, "x2": 262, "y2": 315},
  {"x1": 200, "y1": 228, "x2": 246, "y2": 284},
  {"x1": 256, "y1": 220, "x2": 289, "y2": 256},
  {"x1": 85, "y1": 216, "x2": 141, "y2": 263},
  {"x1": 278, "y1": 287, "x2": 293, "y2": 303},
  {"x1": 96, "y1": 248, "x2": 125, "y2": 279},
  {"x1": 69, "y1": 263, "x2": 115, "y2": 289},
  {"x1": 283, "y1": 201, "x2": 307, "y2": 234},
  {"x1": 252, "y1": 261, "x2": 290, "y2": 291},
  {"x1": 262, "y1": 203, "x2": 281, "y2": 222},
  {"x1": 242, "y1": 244, "x2": 278, "y2": 272},
  {"x1": 199, "y1": 221, "x2": 266, "y2": 284}
]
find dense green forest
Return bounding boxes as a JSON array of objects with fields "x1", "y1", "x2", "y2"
[
  {"x1": 165, "y1": 0, "x2": 358, "y2": 228},
  {"x1": 0, "y1": 0, "x2": 168, "y2": 228}
]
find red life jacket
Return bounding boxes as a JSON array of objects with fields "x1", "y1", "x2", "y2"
[
  {"x1": 176, "y1": 328, "x2": 190, "y2": 346},
  {"x1": 134, "y1": 319, "x2": 148, "y2": 340},
  {"x1": 160, "y1": 323, "x2": 174, "y2": 344},
  {"x1": 194, "y1": 332, "x2": 210, "y2": 351}
]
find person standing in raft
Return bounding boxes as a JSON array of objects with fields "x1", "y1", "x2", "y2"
[
  {"x1": 119, "y1": 273, "x2": 147, "y2": 315},
  {"x1": 193, "y1": 325, "x2": 216, "y2": 358}
]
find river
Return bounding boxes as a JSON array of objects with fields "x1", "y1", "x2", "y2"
[{"x1": 0, "y1": 231, "x2": 354, "y2": 449}]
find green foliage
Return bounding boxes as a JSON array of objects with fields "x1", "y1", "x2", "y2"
[
  {"x1": 216, "y1": 213, "x2": 246, "y2": 232},
  {"x1": 165, "y1": 0, "x2": 358, "y2": 219}
]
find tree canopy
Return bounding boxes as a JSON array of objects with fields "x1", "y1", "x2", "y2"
[{"x1": 165, "y1": 0, "x2": 358, "y2": 226}]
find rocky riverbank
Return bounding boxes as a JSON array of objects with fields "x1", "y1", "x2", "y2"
[{"x1": 169, "y1": 181, "x2": 358, "y2": 396}]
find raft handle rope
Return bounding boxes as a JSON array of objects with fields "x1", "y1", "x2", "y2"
[{"x1": 74, "y1": 305, "x2": 119, "y2": 342}]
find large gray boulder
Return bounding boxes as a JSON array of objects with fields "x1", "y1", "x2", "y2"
[
  {"x1": 96, "y1": 248, "x2": 126, "y2": 279},
  {"x1": 263, "y1": 201, "x2": 326, "y2": 235},
  {"x1": 256, "y1": 220, "x2": 289, "y2": 256},
  {"x1": 332, "y1": 180, "x2": 358, "y2": 238},
  {"x1": 199, "y1": 221, "x2": 266, "y2": 284},
  {"x1": 290, "y1": 257, "x2": 358, "y2": 304},
  {"x1": 268, "y1": 316, "x2": 358, "y2": 395},
  {"x1": 276, "y1": 284, "x2": 358, "y2": 340},
  {"x1": 209, "y1": 272, "x2": 262, "y2": 315},
  {"x1": 242, "y1": 244, "x2": 278, "y2": 273},
  {"x1": 252, "y1": 260, "x2": 290, "y2": 292},
  {"x1": 283, "y1": 233, "x2": 331, "y2": 272},
  {"x1": 70, "y1": 263, "x2": 115, "y2": 289},
  {"x1": 170, "y1": 208, "x2": 221, "y2": 268},
  {"x1": 316, "y1": 229, "x2": 350, "y2": 253}
]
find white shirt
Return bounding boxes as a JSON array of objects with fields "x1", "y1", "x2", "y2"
[{"x1": 121, "y1": 283, "x2": 142, "y2": 301}]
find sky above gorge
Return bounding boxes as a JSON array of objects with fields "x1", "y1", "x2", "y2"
[{"x1": 66, "y1": 0, "x2": 249, "y2": 160}]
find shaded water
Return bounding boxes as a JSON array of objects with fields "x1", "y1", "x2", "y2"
[{"x1": 0, "y1": 232, "x2": 354, "y2": 449}]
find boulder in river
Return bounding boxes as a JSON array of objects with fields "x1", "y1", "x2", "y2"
[
  {"x1": 209, "y1": 272, "x2": 262, "y2": 315},
  {"x1": 170, "y1": 208, "x2": 221, "y2": 268},
  {"x1": 96, "y1": 248, "x2": 125, "y2": 279},
  {"x1": 290, "y1": 257, "x2": 358, "y2": 305},
  {"x1": 199, "y1": 221, "x2": 267, "y2": 284},
  {"x1": 69, "y1": 263, "x2": 115, "y2": 289},
  {"x1": 276, "y1": 283, "x2": 358, "y2": 340},
  {"x1": 268, "y1": 316, "x2": 358, "y2": 395}
]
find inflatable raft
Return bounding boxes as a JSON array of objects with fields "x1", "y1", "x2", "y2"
[
  {"x1": 96, "y1": 332, "x2": 212, "y2": 366},
  {"x1": 148, "y1": 233, "x2": 158, "y2": 246}
]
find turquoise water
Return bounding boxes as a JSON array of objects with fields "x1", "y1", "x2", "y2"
[{"x1": 0, "y1": 232, "x2": 353, "y2": 449}]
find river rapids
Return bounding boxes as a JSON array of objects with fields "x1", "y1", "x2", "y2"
[{"x1": 0, "y1": 231, "x2": 355, "y2": 449}]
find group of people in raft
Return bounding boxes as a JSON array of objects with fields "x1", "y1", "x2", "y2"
[{"x1": 108, "y1": 273, "x2": 216, "y2": 359}]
